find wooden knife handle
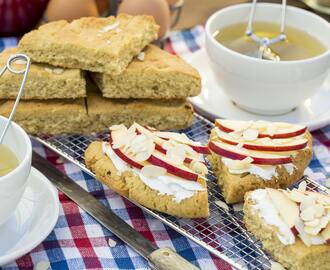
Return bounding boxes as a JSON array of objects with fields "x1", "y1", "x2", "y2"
[{"x1": 148, "y1": 247, "x2": 199, "y2": 270}]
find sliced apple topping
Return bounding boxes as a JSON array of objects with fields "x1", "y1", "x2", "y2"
[
  {"x1": 209, "y1": 140, "x2": 292, "y2": 165},
  {"x1": 108, "y1": 123, "x2": 208, "y2": 181},
  {"x1": 141, "y1": 165, "x2": 166, "y2": 178},
  {"x1": 215, "y1": 119, "x2": 307, "y2": 139},
  {"x1": 215, "y1": 128, "x2": 308, "y2": 152}
]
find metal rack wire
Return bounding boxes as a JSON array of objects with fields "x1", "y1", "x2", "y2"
[{"x1": 35, "y1": 114, "x2": 329, "y2": 270}]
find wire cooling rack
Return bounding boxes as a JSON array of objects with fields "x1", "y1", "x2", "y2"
[{"x1": 35, "y1": 114, "x2": 329, "y2": 270}]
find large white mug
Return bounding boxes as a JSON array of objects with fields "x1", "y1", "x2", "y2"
[
  {"x1": 205, "y1": 3, "x2": 330, "y2": 115},
  {"x1": 0, "y1": 116, "x2": 32, "y2": 225}
]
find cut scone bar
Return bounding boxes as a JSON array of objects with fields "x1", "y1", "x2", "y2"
[
  {"x1": 91, "y1": 45, "x2": 201, "y2": 99},
  {"x1": 0, "y1": 48, "x2": 86, "y2": 99},
  {"x1": 208, "y1": 119, "x2": 313, "y2": 204},
  {"x1": 0, "y1": 91, "x2": 194, "y2": 134},
  {"x1": 18, "y1": 14, "x2": 159, "y2": 75}
]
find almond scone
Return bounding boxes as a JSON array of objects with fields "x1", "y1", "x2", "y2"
[
  {"x1": 244, "y1": 185, "x2": 330, "y2": 270},
  {"x1": 85, "y1": 123, "x2": 209, "y2": 218},
  {"x1": 0, "y1": 48, "x2": 86, "y2": 99},
  {"x1": 18, "y1": 14, "x2": 159, "y2": 75},
  {"x1": 208, "y1": 119, "x2": 313, "y2": 204},
  {"x1": 91, "y1": 45, "x2": 201, "y2": 99}
]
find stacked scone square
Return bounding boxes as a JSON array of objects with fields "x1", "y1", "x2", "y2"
[{"x1": 0, "y1": 14, "x2": 201, "y2": 134}]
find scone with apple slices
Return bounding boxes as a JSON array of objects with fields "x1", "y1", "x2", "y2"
[
  {"x1": 244, "y1": 184, "x2": 330, "y2": 270},
  {"x1": 85, "y1": 123, "x2": 210, "y2": 218},
  {"x1": 208, "y1": 119, "x2": 313, "y2": 204}
]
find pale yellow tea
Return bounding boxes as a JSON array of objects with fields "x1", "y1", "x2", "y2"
[
  {"x1": 214, "y1": 22, "x2": 327, "y2": 61},
  {"x1": 0, "y1": 144, "x2": 19, "y2": 176}
]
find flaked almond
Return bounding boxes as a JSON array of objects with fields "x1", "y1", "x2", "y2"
[
  {"x1": 236, "y1": 142, "x2": 244, "y2": 148},
  {"x1": 252, "y1": 120, "x2": 268, "y2": 131},
  {"x1": 136, "y1": 52, "x2": 145, "y2": 61},
  {"x1": 242, "y1": 128, "x2": 259, "y2": 141},
  {"x1": 228, "y1": 130, "x2": 242, "y2": 139},
  {"x1": 303, "y1": 225, "x2": 322, "y2": 235},
  {"x1": 109, "y1": 124, "x2": 126, "y2": 131},
  {"x1": 183, "y1": 144, "x2": 199, "y2": 158},
  {"x1": 300, "y1": 196, "x2": 316, "y2": 212},
  {"x1": 99, "y1": 22, "x2": 120, "y2": 32},
  {"x1": 166, "y1": 145, "x2": 186, "y2": 165},
  {"x1": 235, "y1": 121, "x2": 253, "y2": 132},
  {"x1": 44, "y1": 67, "x2": 53, "y2": 73},
  {"x1": 135, "y1": 140, "x2": 155, "y2": 162},
  {"x1": 270, "y1": 261, "x2": 286, "y2": 270},
  {"x1": 225, "y1": 157, "x2": 253, "y2": 170},
  {"x1": 304, "y1": 219, "x2": 319, "y2": 227},
  {"x1": 190, "y1": 161, "x2": 208, "y2": 175},
  {"x1": 33, "y1": 261, "x2": 50, "y2": 270},
  {"x1": 14, "y1": 59, "x2": 27, "y2": 65},
  {"x1": 298, "y1": 181, "x2": 307, "y2": 193},
  {"x1": 314, "y1": 204, "x2": 325, "y2": 218},
  {"x1": 214, "y1": 200, "x2": 229, "y2": 211},
  {"x1": 266, "y1": 124, "x2": 277, "y2": 136},
  {"x1": 141, "y1": 165, "x2": 166, "y2": 178},
  {"x1": 232, "y1": 203, "x2": 243, "y2": 212},
  {"x1": 286, "y1": 189, "x2": 307, "y2": 203},
  {"x1": 300, "y1": 206, "x2": 316, "y2": 221},
  {"x1": 53, "y1": 68, "x2": 64, "y2": 74},
  {"x1": 108, "y1": 238, "x2": 117, "y2": 247}
]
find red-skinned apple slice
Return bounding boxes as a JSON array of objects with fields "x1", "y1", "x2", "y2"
[
  {"x1": 208, "y1": 140, "x2": 292, "y2": 165},
  {"x1": 215, "y1": 119, "x2": 307, "y2": 139},
  {"x1": 147, "y1": 152, "x2": 198, "y2": 181},
  {"x1": 145, "y1": 130, "x2": 210, "y2": 154},
  {"x1": 216, "y1": 129, "x2": 308, "y2": 151},
  {"x1": 267, "y1": 188, "x2": 300, "y2": 236},
  {"x1": 109, "y1": 136, "x2": 144, "y2": 170}
]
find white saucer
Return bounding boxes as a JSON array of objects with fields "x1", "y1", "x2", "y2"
[
  {"x1": 188, "y1": 49, "x2": 330, "y2": 131},
  {"x1": 0, "y1": 167, "x2": 59, "y2": 266}
]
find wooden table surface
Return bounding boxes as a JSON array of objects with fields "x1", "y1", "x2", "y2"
[{"x1": 175, "y1": 0, "x2": 330, "y2": 30}]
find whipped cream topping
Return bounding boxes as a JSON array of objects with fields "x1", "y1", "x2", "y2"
[
  {"x1": 250, "y1": 189, "x2": 296, "y2": 245},
  {"x1": 102, "y1": 142, "x2": 205, "y2": 203}
]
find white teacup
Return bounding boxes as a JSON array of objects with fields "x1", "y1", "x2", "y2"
[
  {"x1": 0, "y1": 116, "x2": 32, "y2": 225},
  {"x1": 205, "y1": 3, "x2": 330, "y2": 115}
]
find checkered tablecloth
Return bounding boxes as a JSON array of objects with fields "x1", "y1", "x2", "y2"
[{"x1": 1, "y1": 26, "x2": 330, "y2": 270}]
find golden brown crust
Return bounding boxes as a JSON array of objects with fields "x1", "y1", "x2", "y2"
[
  {"x1": 91, "y1": 45, "x2": 201, "y2": 99},
  {"x1": 86, "y1": 91, "x2": 194, "y2": 131},
  {"x1": 18, "y1": 14, "x2": 159, "y2": 75},
  {"x1": 244, "y1": 192, "x2": 330, "y2": 270},
  {"x1": 0, "y1": 48, "x2": 86, "y2": 99},
  {"x1": 208, "y1": 129, "x2": 313, "y2": 204},
  {"x1": 85, "y1": 141, "x2": 209, "y2": 218}
]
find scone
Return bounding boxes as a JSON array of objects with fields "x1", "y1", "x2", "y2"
[
  {"x1": 85, "y1": 123, "x2": 210, "y2": 218},
  {"x1": 91, "y1": 45, "x2": 201, "y2": 99},
  {"x1": 244, "y1": 185, "x2": 330, "y2": 270},
  {"x1": 0, "y1": 48, "x2": 86, "y2": 99},
  {"x1": 208, "y1": 119, "x2": 313, "y2": 204},
  {"x1": 0, "y1": 98, "x2": 88, "y2": 134},
  {"x1": 0, "y1": 89, "x2": 194, "y2": 134},
  {"x1": 18, "y1": 14, "x2": 159, "y2": 75},
  {"x1": 87, "y1": 91, "x2": 194, "y2": 132}
]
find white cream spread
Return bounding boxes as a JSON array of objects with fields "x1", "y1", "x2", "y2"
[
  {"x1": 222, "y1": 158, "x2": 295, "y2": 180},
  {"x1": 102, "y1": 142, "x2": 205, "y2": 203},
  {"x1": 250, "y1": 189, "x2": 295, "y2": 245}
]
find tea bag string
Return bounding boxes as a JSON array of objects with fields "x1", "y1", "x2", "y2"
[{"x1": 0, "y1": 54, "x2": 31, "y2": 144}]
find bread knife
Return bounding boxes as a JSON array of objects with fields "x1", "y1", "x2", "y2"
[{"x1": 32, "y1": 151, "x2": 199, "y2": 270}]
